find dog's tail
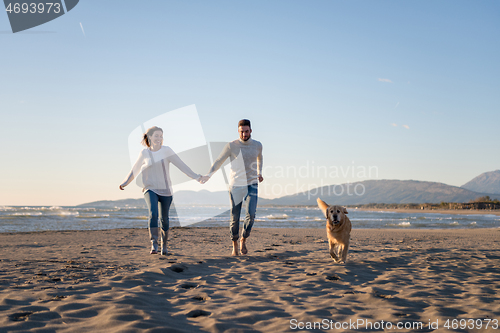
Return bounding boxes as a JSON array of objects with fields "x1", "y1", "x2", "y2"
[{"x1": 317, "y1": 198, "x2": 328, "y2": 218}]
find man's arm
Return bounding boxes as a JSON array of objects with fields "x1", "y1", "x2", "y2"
[
  {"x1": 257, "y1": 143, "x2": 263, "y2": 182},
  {"x1": 201, "y1": 143, "x2": 231, "y2": 183}
]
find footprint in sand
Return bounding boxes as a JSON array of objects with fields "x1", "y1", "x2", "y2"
[
  {"x1": 169, "y1": 264, "x2": 187, "y2": 273},
  {"x1": 8, "y1": 312, "x2": 33, "y2": 321},
  {"x1": 179, "y1": 282, "x2": 198, "y2": 289},
  {"x1": 186, "y1": 309, "x2": 211, "y2": 318}
]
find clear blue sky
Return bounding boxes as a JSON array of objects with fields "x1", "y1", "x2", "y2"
[{"x1": 1, "y1": 0, "x2": 499, "y2": 205}]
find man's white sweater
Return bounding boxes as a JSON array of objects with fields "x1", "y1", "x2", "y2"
[{"x1": 208, "y1": 138, "x2": 263, "y2": 186}]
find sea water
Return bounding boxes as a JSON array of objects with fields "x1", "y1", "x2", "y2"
[{"x1": 0, "y1": 205, "x2": 499, "y2": 233}]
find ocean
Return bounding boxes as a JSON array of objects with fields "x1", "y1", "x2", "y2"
[{"x1": 1, "y1": 205, "x2": 499, "y2": 233}]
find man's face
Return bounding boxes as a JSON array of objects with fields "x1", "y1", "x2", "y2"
[{"x1": 238, "y1": 125, "x2": 252, "y2": 141}]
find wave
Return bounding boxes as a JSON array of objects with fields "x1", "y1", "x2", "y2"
[
  {"x1": 304, "y1": 216, "x2": 324, "y2": 221},
  {"x1": 122, "y1": 216, "x2": 148, "y2": 220},
  {"x1": 77, "y1": 214, "x2": 110, "y2": 219},
  {"x1": 2, "y1": 209, "x2": 79, "y2": 217},
  {"x1": 45, "y1": 210, "x2": 79, "y2": 216},
  {"x1": 12, "y1": 212, "x2": 43, "y2": 216},
  {"x1": 262, "y1": 214, "x2": 289, "y2": 220},
  {"x1": 70, "y1": 207, "x2": 96, "y2": 212},
  {"x1": 386, "y1": 221, "x2": 411, "y2": 227},
  {"x1": 409, "y1": 216, "x2": 429, "y2": 220}
]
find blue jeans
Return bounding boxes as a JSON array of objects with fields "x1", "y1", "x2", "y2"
[
  {"x1": 144, "y1": 190, "x2": 173, "y2": 232},
  {"x1": 229, "y1": 184, "x2": 258, "y2": 241}
]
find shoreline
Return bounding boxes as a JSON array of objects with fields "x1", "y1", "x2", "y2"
[
  {"x1": 355, "y1": 207, "x2": 500, "y2": 216},
  {"x1": 2, "y1": 223, "x2": 500, "y2": 235}
]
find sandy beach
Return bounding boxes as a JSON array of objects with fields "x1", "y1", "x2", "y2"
[{"x1": 1, "y1": 227, "x2": 500, "y2": 332}]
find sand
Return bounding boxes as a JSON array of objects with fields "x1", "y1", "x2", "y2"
[{"x1": 1, "y1": 227, "x2": 500, "y2": 332}]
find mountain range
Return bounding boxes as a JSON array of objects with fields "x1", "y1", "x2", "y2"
[
  {"x1": 259, "y1": 179, "x2": 499, "y2": 206},
  {"x1": 461, "y1": 170, "x2": 500, "y2": 194},
  {"x1": 79, "y1": 170, "x2": 500, "y2": 207}
]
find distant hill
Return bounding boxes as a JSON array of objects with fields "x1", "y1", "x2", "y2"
[
  {"x1": 461, "y1": 170, "x2": 500, "y2": 194},
  {"x1": 78, "y1": 198, "x2": 146, "y2": 208},
  {"x1": 258, "y1": 179, "x2": 500, "y2": 206},
  {"x1": 78, "y1": 190, "x2": 230, "y2": 207}
]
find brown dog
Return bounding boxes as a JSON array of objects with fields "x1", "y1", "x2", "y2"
[{"x1": 317, "y1": 198, "x2": 352, "y2": 263}]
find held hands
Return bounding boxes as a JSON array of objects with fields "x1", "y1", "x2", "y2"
[
  {"x1": 197, "y1": 174, "x2": 262, "y2": 184},
  {"x1": 119, "y1": 184, "x2": 125, "y2": 190},
  {"x1": 198, "y1": 175, "x2": 210, "y2": 184}
]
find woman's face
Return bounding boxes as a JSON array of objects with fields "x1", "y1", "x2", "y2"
[{"x1": 149, "y1": 130, "x2": 163, "y2": 148}]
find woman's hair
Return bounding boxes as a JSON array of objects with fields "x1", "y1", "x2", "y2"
[{"x1": 141, "y1": 126, "x2": 163, "y2": 148}]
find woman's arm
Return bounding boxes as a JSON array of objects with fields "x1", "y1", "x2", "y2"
[
  {"x1": 119, "y1": 151, "x2": 145, "y2": 190},
  {"x1": 169, "y1": 152, "x2": 201, "y2": 180},
  {"x1": 119, "y1": 171, "x2": 134, "y2": 190}
]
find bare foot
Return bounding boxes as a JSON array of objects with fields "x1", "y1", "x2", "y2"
[
  {"x1": 232, "y1": 241, "x2": 239, "y2": 256},
  {"x1": 240, "y1": 238, "x2": 248, "y2": 255}
]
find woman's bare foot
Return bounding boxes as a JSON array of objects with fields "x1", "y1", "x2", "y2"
[
  {"x1": 240, "y1": 238, "x2": 248, "y2": 255},
  {"x1": 232, "y1": 240, "x2": 239, "y2": 256}
]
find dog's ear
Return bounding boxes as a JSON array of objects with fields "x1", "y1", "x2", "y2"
[
  {"x1": 317, "y1": 198, "x2": 329, "y2": 218},
  {"x1": 343, "y1": 207, "x2": 348, "y2": 214}
]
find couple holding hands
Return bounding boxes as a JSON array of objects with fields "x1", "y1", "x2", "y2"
[{"x1": 120, "y1": 119, "x2": 263, "y2": 256}]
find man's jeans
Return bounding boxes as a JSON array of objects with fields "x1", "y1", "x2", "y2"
[{"x1": 229, "y1": 184, "x2": 258, "y2": 241}]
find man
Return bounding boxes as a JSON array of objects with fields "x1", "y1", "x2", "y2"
[{"x1": 201, "y1": 119, "x2": 263, "y2": 256}]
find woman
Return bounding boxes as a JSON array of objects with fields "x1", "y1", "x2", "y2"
[{"x1": 120, "y1": 126, "x2": 202, "y2": 255}]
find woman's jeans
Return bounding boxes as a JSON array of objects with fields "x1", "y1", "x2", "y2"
[
  {"x1": 144, "y1": 190, "x2": 172, "y2": 249},
  {"x1": 144, "y1": 190, "x2": 172, "y2": 231},
  {"x1": 229, "y1": 184, "x2": 258, "y2": 241}
]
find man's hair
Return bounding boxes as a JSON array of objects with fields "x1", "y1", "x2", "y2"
[{"x1": 238, "y1": 119, "x2": 251, "y2": 128}]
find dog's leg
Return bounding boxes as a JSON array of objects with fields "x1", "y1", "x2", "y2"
[
  {"x1": 341, "y1": 240, "x2": 350, "y2": 263},
  {"x1": 329, "y1": 241, "x2": 339, "y2": 262},
  {"x1": 336, "y1": 244, "x2": 345, "y2": 264}
]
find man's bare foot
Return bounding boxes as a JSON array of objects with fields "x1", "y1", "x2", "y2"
[
  {"x1": 240, "y1": 238, "x2": 248, "y2": 255},
  {"x1": 232, "y1": 240, "x2": 239, "y2": 256}
]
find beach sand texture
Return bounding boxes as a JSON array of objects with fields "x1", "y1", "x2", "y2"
[{"x1": 1, "y1": 227, "x2": 499, "y2": 332}]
